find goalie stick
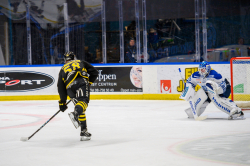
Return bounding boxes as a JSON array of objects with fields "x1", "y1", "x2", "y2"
[
  {"x1": 20, "y1": 100, "x2": 71, "y2": 142},
  {"x1": 178, "y1": 68, "x2": 185, "y2": 90}
]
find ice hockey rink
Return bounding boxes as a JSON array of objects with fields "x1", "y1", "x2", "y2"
[{"x1": 0, "y1": 100, "x2": 250, "y2": 166}]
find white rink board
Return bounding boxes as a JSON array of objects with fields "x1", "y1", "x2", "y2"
[
  {"x1": 0, "y1": 63, "x2": 230, "y2": 97},
  {"x1": 154, "y1": 63, "x2": 230, "y2": 94}
]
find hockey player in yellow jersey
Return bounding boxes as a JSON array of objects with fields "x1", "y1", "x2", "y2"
[{"x1": 57, "y1": 51, "x2": 98, "y2": 141}]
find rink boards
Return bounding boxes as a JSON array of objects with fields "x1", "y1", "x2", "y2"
[{"x1": 0, "y1": 62, "x2": 231, "y2": 101}]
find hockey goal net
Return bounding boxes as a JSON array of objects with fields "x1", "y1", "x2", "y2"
[{"x1": 230, "y1": 57, "x2": 250, "y2": 109}]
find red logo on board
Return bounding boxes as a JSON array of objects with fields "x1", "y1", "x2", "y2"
[{"x1": 160, "y1": 80, "x2": 171, "y2": 93}]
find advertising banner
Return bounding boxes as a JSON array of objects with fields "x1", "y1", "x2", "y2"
[
  {"x1": 157, "y1": 64, "x2": 230, "y2": 94},
  {"x1": 0, "y1": 67, "x2": 59, "y2": 96},
  {"x1": 0, "y1": 63, "x2": 231, "y2": 100},
  {"x1": 0, "y1": 70, "x2": 54, "y2": 92},
  {"x1": 91, "y1": 66, "x2": 143, "y2": 93}
]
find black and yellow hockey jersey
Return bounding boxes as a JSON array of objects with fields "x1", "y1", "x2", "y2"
[{"x1": 57, "y1": 60, "x2": 98, "y2": 102}]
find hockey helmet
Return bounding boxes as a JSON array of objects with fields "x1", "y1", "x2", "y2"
[
  {"x1": 64, "y1": 51, "x2": 75, "y2": 61},
  {"x1": 198, "y1": 61, "x2": 211, "y2": 78}
]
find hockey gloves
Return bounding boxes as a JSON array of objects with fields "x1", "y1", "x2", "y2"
[
  {"x1": 59, "y1": 101, "x2": 68, "y2": 112},
  {"x1": 206, "y1": 80, "x2": 224, "y2": 95}
]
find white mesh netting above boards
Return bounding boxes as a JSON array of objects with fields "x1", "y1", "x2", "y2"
[{"x1": 231, "y1": 57, "x2": 250, "y2": 109}]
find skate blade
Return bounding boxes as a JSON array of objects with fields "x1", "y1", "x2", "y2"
[
  {"x1": 80, "y1": 136, "x2": 91, "y2": 141},
  {"x1": 231, "y1": 116, "x2": 246, "y2": 120},
  {"x1": 68, "y1": 113, "x2": 79, "y2": 129},
  {"x1": 228, "y1": 114, "x2": 246, "y2": 120}
]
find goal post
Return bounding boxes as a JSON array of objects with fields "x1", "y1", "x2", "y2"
[{"x1": 230, "y1": 57, "x2": 250, "y2": 108}]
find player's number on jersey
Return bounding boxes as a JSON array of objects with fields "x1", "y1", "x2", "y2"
[
  {"x1": 72, "y1": 62, "x2": 80, "y2": 70},
  {"x1": 63, "y1": 62, "x2": 80, "y2": 73}
]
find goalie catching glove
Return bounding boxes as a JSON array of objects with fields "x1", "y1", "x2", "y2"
[
  {"x1": 59, "y1": 101, "x2": 68, "y2": 112},
  {"x1": 206, "y1": 80, "x2": 224, "y2": 94}
]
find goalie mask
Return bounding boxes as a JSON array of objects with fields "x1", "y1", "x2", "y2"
[
  {"x1": 64, "y1": 51, "x2": 75, "y2": 62},
  {"x1": 198, "y1": 61, "x2": 211, "y2": 78}
]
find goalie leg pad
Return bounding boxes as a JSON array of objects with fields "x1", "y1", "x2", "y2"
[
  {"x1": 185, "y1": 108, "x2": 193, "y2": 118},
  {"x1": 208, "y1": 93, "x2": 239, "y2": 115},
  {"x1": 187, "y1": 88, "x2": 208, "y2": 119},
  {"x1": 185, "y1": 101, "x2": 209, "y2": 118}
]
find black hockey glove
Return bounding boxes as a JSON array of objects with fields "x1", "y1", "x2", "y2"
[{"x1": 59, "y1": 101, "x2": 68, "y2": 112}]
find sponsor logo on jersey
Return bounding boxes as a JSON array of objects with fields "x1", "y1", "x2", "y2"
[
  {"x1": 0, "y1": 71, "x2": 54, "y2": 91},
  {"x1": 212, "y1": 97, "x2": 230, "y2": 113},
  {"x1": 160, "y1": 80, "x2": 171, "y2": 93},
  {"x1": 196, "y1": 79, "x2": 201, "y2": 82}
]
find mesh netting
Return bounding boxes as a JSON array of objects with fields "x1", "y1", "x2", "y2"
[{"x1": 231, "y1": 58, "x2": 250, "y2": 108}]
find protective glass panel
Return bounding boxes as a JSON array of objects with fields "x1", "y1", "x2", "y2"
[
  {"x1": 123, "y1": 0, "x2": 140, "y2": 63},
  {"x1": 104, "y1": 0, "x2": 120, "y2": 63},
  {"x1": 0, "y1": 0, "x2": 102, "y2": 65},
  {"x1": 0, "y1": 12, "x2": 11, "y2": 65},
  {"x1": 64, "y1": 0, "x2": 102, "y2": 64},
  {"x1": 206, "y1": 0, "x2": 250, "y2": 62},
  {"x1": 146, "y1": 0, "x2": 196, "y2": 63},
  {"x1": 1, "y1": 0, "x2": 250, "y2": 65}
]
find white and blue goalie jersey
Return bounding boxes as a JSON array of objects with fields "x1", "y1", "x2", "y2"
[{"x1": 186, "y1": 70, "x2": 227, "y2": 95}]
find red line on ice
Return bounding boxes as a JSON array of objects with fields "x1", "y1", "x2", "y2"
[{"x1": 0, "y1": 113, "x2": 61, "y2": 130}]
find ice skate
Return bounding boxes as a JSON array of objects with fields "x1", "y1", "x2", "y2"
[
  {"x1": 228, "y1": 110, "x2": 245, "y2": 120},
  {"x1": 80, "y1": 129, "x2": 91, "y2": 141},
  {"x1": 68, "y1": 112, "x2": 80, "y2": 129}
]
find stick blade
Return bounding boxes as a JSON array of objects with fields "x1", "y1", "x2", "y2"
[
  {"x1": 195, "y1": 115, "x2": 207, "y2": 121},
  {"x1": 20, "y1": 137, "x2": 29, "y2": 142}
]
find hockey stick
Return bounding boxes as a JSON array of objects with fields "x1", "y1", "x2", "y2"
[
  {"x1": 178, "y1": 68, "x2": 185, "y2": 90},
  {"x1": 20, "y1": 100, "x2": 71, "y2": 142},
  {"x1": 195, "y1": 116, "x2": 208, "y2": 121}
]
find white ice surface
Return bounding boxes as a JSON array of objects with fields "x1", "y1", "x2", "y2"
[{"x1": 0, "y1": 100, "x2": 250, "y2": 166}]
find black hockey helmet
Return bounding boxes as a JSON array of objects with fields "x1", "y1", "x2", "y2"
[{"x1": 64, "y1": 51, "x2": 75, "y2": 61}]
